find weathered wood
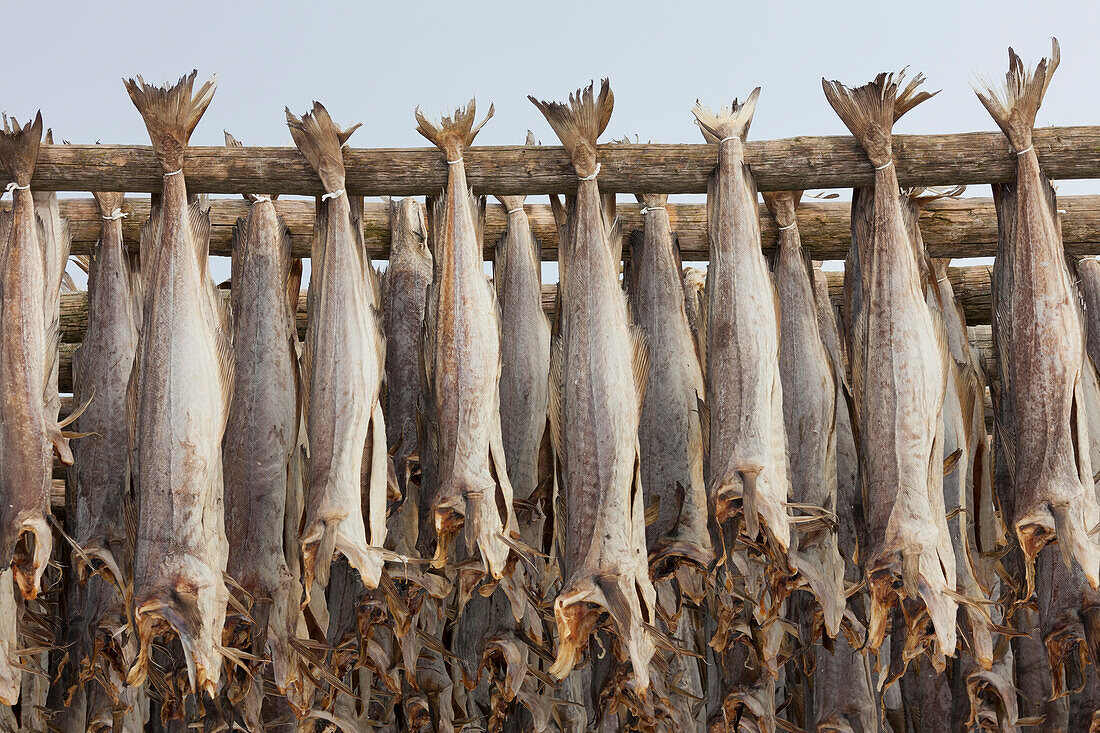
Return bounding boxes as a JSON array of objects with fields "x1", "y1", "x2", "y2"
[
  {"x1": 9, "y1": 126, "x2": 1100, "y2": 195},
  {"x1": 56, "y1": 265, "x2": 1000, "y2": 344},
  {"x1": 30, "y1": 195, "x2": 1100, "y2": 261}
]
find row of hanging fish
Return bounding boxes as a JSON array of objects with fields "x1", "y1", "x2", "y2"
[{"x1": 2, "y1": 37, "x2": 1100, "y2": 731}]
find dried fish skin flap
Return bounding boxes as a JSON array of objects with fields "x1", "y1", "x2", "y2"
[
  {"x1": 287, "y1": 102, "x2": 390, "y2": 591},
  {"x1": 414, "y1": 99, "x2": 517, "y2": 580},
  {"x1": 977, "y1": 39, "x2": 1100, "y2": 593},
  {"x1": 123, "y1": 71, "x2": 232, "y2": 696},
  {"x1": 627, "y1": 195, "x2": 713, "y2": 579},
  {"x1": 529, "y1": 81, "x2": 657, "y2": 691},
  {"x1": 765, "y1": 190, "x2": 846, "y2": 639},
  {"x1": 822, "y1": 70, "x2": 958, "y2": 655},
  {"x1": 221, "y1": 186, "x2": 304, "y2": 710},
  {"x1": 0, "y1": 112, "x2": 64, "y2": 601},
  {"x1": 693, "y1": 89, "x2": 793, "y2": 555}
]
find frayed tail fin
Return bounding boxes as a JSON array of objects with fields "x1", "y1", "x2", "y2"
[
  {"x1": 974, "y1": 38, "x2": 1060, "y2": 153},
  {"x1": 762, "y1": 190, "x2": 804, "y2": 229},
  {"x1": 414, "y1": 98, "x2": 493, "y2": 162},
  {"x1": 822, "y1": 70, "x2": 937, "y2": 168},
  {"x1": 529, "y1": 79, "x2": 613, "y2": 179},
  {"x1": 123, "y1": 70, "x2": 216, "y2": 172},
  {"x1": 692, "y1": 88, "x2": 760, "y2": 144},
  {"x1": 286, "y1": 102, "x2": 360, "y2": 194},
  {"x1": 0, "y1": 112, "x2": 43, "y2": 186}
]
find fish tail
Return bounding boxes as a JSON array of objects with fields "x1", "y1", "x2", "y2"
[
  {"x1": 496, "y1": 194, "x2": 526, "y2": 211},
  {"x1": 761, "y1": 190, "x2": 803, "y2": 230},
  {"x1": 635, "y1": 193, "x2": 668, "y2": 209},
  {"x1": 123, "y1": 70, "x2": 217, "y2": 172},
  {"x1": 822, "y1": 70, "x2": 937, "y2": 168},
  {"x1": 0, "y1": 112, "x2": 43, "y2": 186},
  {"x1": 975, "y1": 38, "x2": 1059, "y2": 153},
  {"x1": 285, "y1": 102, "x2": 360, "y2": 195},
  {"x1": 90, "y1": 191, "x2": 124, "y2": 217},
  {"x1": 691, "y1": 88, "x2": 760, "y2": 144},
  {"x1": 414, "y1": 98, "x2": 494, "y2": 161},
  {"x1": 529, "y1": 79, "x2": 613, "y2": 179}
]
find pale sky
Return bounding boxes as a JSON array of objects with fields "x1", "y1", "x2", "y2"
[{"x1": 6, "y1": 0, "x2": 1097, "y2": 279}]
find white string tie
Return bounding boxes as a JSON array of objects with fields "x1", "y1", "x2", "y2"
[
  {"x1": 874, "y1": 160, "x2": 893, "y2": 171},
  {"x1": 102, "y1": 208, "x2": 128, "y2": 221},
  {"x1": 4, "y1": 182, "x2": 29, "y2": 196},
  {"x1": 777, "y1": 222, "x2": 797, "y2": 231},
  {"x1": 579, "y1": 163, "x2": 601, "y2": 181},
  {"x1": 640, "y1": 206, "x2": 665, "y2": 215},
  {"x1": 447, "y1": 158, "x2": 462, "y2": 165},
  {"x1": 321, "y1": 189, "x2": 345, "y2": 202},
  {"x1": 1016, "y1": 145, "x2": 1034, "y2": 156},
  {"x1": 507, "y1": 207, "x2": 524, "y2": 215},
  {"x1": 719, "y1": 136, "x2": 738, "y2": 143},
  {"x1": 164, "y1": 168, "x2": 183, "y2": 177}
]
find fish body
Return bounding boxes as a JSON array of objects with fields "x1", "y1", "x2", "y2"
[
  {"x1": 823, "y1": 70, "x2": 957, "y2": 654},
  {"x1": 530, "y1": 80, "x2": 656, "y2": 692},
  {"x1": 221, "y1": 160, "x2": 304, "y2": 714},
  {"x1": 693, "y1": 90, "x2": 792, "y2": 552},
  {"x1": 288, "y1": 102, "x2": 390, "y2": 591},
  {"x1": 124, "y1": 71, "x2": 232, "y2": 696},
  {"x1": 414, "y1": 99, "x2": 516, "y2": 579},
  {"x1": 977, "y1": 39, "x2": 1100, "y2": 592},
  {"x1": 765, "y1": 190, "x2": 846, "y2": 638},
  {"x1": 627, "y1": 194, "x2": 711, "y2": 576}
]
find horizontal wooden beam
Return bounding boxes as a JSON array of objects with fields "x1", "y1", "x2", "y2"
[
  {"x1": 29, "y1": 195, "x2": 1100, "y2": 262},
  {"x1": 8, "y1": 126, "x2": 1100, "y2": 196}
]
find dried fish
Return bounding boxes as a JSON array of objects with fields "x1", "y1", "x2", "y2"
[
  {"x1": 977, "y1": 39, "x2": 1100, "y2": 592},
  {"x1": 823, "y1": 70, "x2": 958, "y2": 655},
  {"x1": 529, "y1": 80, "x2": 656, "y2": 691},
  {"x1": 765, "y1": 190, "x2": 845, "y2": 638},
  {"x1": 0, "y1": 112, "x2": 70, "y2": 602},
  {"x1": 627, "y1": 195, "x2": 712, "y2": 578},
  {"x1": 287, "y1": 102, "x2": 390, "y2": 591},
  {"x1": 123, "y1": 71, "x2": 232, "y2": 696},
  {"x1": 693, "y1": 89, "x2": 793, "y2": 554},
  {"x1": 415, "y1": 99, "x2": 516, "y2": 578},
  {"x1": 220, "y1": 136, "x2": 305, "y2": 723},
  {"x1": 63, "y1": 188, "x2": 141, "y2": 722},
  {"x1": 383, "y1": 197, "x2": 431, "y2": 557}
]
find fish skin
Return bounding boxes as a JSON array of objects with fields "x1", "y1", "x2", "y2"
[
  {"x1": 0, "y1": 113, "x2": 65, "y2": 601},
  {"x1": 693, "y1": 90, "x2": 793, "y2": 553},
  {"x1": 1078, "y1": 258, "x2": 1100, "y2": 370},
  {"x1": 977, "y1": 39, "x2": 1100, "y2": 594},
  {"x1": 765, "y1": 190, "x2": 846, "y2": 639},
  {"x1": 414, "y1": 99, "x2": 517, "y2": 580},
  {"x1": 823, "y1": 70, "x2": 958, "y2": 656},
  {"x1": 530, "y1": 80, "x2": 657, "y2": 692},
  {"x1": 627, "y1": 194, "x2": 712, "y2": 577},
  {"x1": 123, "y1": 71, "x2": 232, "y2": 697},
  {"x1": 287, "y1": 102, "x2": 390, "y2": 592},
  {"x1": 221, "y1": 172, "x2": 304, "y2": 715},
  {"x1": 63, "y1": 189, "x2": 141, "y2": 719},
  {"x1": 383, "y1": 196, "x2": 431, "y2": 558}
]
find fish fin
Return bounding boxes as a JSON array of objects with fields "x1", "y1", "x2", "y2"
[
  {"x1": 528, "y1": 79, "x2": 613, "y2": 179},
  {"x1": 692, "y1": 88, "x2": 760, "y2": 144},
  {"x1": 123, "y1": 71, "x2": 216, "y2": 172},
  {"x1": 822, "y1": 70, "x2": 936, "y2": 168},
  {"x1": 0, "y1": 112, "x2": 43, "y2": 185},
  {"x1": 943, "y1": 448, "x2": 963, "y2": 477},
  {"x1": 974, "y1": 38, "x2": 1059, "y2": 152},
  {"x1": 90, "y1": 191, "x2": 124, "y2": 217},
  {"x1": 285, "y1": 102, "x2": 359, "y2": 193},
  {"x1": 414, "y1": 99, "x2": 493, "y2": 160},
  {"x1": 696, "y1": 392, "x2": 710, "y2": 462}
]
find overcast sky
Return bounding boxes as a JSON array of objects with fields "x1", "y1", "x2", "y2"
[{"x1": 5, "y1": 0, "x2": 1097, "y2": 278}]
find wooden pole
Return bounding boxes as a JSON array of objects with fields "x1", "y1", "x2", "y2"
[
  {"x1": 10, "y1": 126, "x2": 1100, "y2": 195},
  {"x1": 30, "y1": 195, "x2": 1100, "y2": 261}
]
